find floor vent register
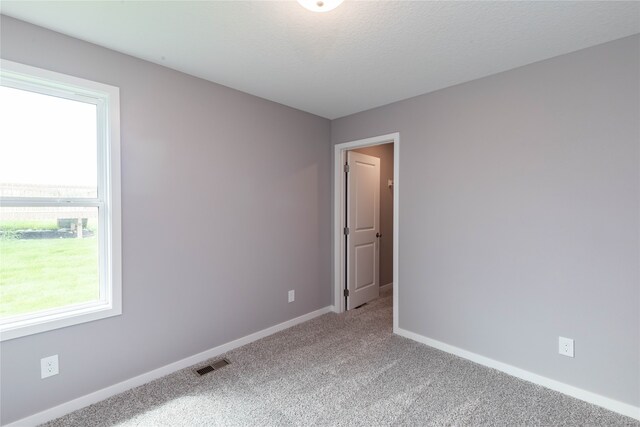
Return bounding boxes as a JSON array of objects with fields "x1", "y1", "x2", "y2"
[{"x1": 195, "y1": 359, "x2": 231, "y2": 376}]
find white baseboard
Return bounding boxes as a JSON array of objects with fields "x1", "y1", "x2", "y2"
[
  {"x1": 380, "y1": 282, "x2": 393, "y2": 292},
  {"x1": 4, "y1": 305, "x2": 335, "y2": 427},
  {"x1": 395, "y1": 327, "x2": 640, "y2": 421}
]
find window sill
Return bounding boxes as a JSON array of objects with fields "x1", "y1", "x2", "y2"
[{"x1": 0, "y1": 301, "x2": 121, "y2": 341}]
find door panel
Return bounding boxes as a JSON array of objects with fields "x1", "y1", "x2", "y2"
[
  {"x1": 346, "y1": 151, "x2": 380, "y2": 309},
  {"x1": 355, "y1": 243, "x2": 375, "y2": 290},
  {"x1": 355, "y1": 161, "x2": 376, "y2": 230}
]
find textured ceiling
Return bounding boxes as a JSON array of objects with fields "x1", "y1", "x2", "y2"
[{"x1": 2, "y1": 1, "x2": 639, "y2": 119}]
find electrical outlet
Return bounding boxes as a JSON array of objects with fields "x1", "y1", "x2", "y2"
[
  {"x1": 41, "y1": 355, "x2": 59, "y2": 379},
  {"x1": 288, "y1": 290, "x2": 295, "y2": 303},
  {"x1": 558, "y1": 337, "x2": 574, "y2": 358}
]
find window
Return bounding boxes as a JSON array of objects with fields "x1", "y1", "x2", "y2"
[{"x1": 0, "y1": 60, "x2": 121, "y2": 341}]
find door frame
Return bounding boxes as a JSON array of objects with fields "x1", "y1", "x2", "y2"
[{"x1": 333, "y1": 132, "x2": 399, "y2": 333}]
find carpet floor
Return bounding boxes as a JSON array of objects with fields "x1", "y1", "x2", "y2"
[{"x1": 46, "y1": 289, "x2": 637, "y2": 426}]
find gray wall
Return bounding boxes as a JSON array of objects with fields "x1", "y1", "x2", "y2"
[
  {"x1": 1, "y1": 15, "x2": 638, "y2": 424},
  {"x1": 352, "y1": 144, "x2": 394, "y2": 287},
  {"x1": 333, "y1": 35, "x2": 640, "y2": 406},
  {"x1": 0, "y1": 16, "x2": 331, "y2": 424}
]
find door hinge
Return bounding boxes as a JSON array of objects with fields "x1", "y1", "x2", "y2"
[
  {"x1": 343, "y1": 227, "x2": 350, "y2": 236},
  {"x1": 344, "y1": 289, "x2": 350, "y2": 297},
  {"x1": 344, "y1": 163, "x2": 350, "y2": 173}
]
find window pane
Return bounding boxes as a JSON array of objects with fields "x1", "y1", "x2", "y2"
[
  {"x1": 0, "y1": 206, "x2": 100, "y2": 319},
  {"x1": 0, "y1": 85, "x2": 98, "y2": 198}
]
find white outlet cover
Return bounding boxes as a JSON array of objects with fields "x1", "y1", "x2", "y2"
[
  {"x1": 288, "y1": 290, "x2": 295, "y2": 303},
  {"x1": 558, "y1": 337, "x2": 574, "y2": 358},
  {"x1": 41, "y1": 354, "x2": 59, "y2": 378}
]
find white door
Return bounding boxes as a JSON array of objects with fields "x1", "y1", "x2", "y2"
[{"x1": 346, "y1": 151, "x2": 380, "y2": 309}]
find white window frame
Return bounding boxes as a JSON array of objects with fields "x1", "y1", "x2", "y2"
[{"x1": 0, "y1": 59, "x2": 122, "y2": 341}]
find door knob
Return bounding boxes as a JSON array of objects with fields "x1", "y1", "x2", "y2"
[{"x1": 376, "y1": 232, "x2": 382, "y2": 238}]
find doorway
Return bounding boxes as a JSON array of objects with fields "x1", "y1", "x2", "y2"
[{"x1": 333, "y1": 133, "x2": 399, "y2": 333}]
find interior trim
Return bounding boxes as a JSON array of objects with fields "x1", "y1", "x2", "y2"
[
  {"x1": 3, "y1": 306, "x2": 335, "y2": 427},
  {"x1": 333, "y1": 132, "x2": 400, "y2": 334},
  {"x1": 395, "y1": 327, "x2": 640, "y2": 421},
  {"x1": 379, "y1": 282, "x2": 393, "y2": 292}
]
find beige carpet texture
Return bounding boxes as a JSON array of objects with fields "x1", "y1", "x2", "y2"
[{"x1": 45, "y1": 289, "x2": 638, "y2": 426}]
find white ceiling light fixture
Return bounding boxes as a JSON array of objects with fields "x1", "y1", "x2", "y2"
[{"x1": 297, "y1": 0, "x2": 344, "y2": 13}]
